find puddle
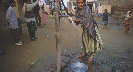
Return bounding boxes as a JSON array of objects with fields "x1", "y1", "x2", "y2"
[
  {"x1": 42, "y1": 50, "x2": 133, "y2": 72},
  {"x1": 42, "y1": 52, "x2": 95, "y2": 72}
]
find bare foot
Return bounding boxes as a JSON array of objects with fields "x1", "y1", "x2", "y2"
[
  {"x1": 77, "y1": 53, "x2": 85, "y2": 58},
  {"x1": 87, "y1": 57, "x2": 93, "y2": 63},
  {"x1": 127, "y1": 32, "x2": 130, "y2": 34},
  {"x1": 125, "y1": 32, "x2": 128, "y2": 34}
]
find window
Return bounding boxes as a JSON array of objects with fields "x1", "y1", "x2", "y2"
[{"x1": 73, "y1": 2, "x2": 76, "y2": 6}]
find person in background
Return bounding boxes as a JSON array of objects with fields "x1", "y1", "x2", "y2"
[
  {"x1": 49, "y1": 0, "x2": 53, "y2": 9},
  {"x1": 41, "y1": 6, "x2": 47, "y2": 26},
  {"x1": 49, "y1": 1, "x2": 54, "y2": 16},
  {"x1": 22, "y1": 2, "x2": 27, "y2": 14},
  {"x1": 24, "y1": 0, "x2": 39, "y2": 41},
  {"x1": 33, "y1": 0, "x2": 42, "y2": 27},
  {"x1": 69, "y1": 0, "x2": 103, "y2": 63},
  {"x1": 6, "y1": 0, "x2": 22, "y2": 46},
  {"x1": 97, "y1": 4, "x2": 103, "y2": 17},
  {"x1": 102, "y1": 9, "x2": 109, "y2": 29},
  {"x1": 124, "y1": 11, "x2": 132, "y2": 34},
  {"x1": 38, "y1": 0, "x2": 44, "y2": 25}
]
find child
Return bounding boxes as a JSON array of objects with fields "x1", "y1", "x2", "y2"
[
  {"x1": 41, "y1": 6, "x2": 47, "y2": 26},
  {"x1": 69, "y1": 0, "x2": 103, "y2": 63},
  {"x1": 102, "y1": 9, "x2": 109, "y2": 29},
  {"x1": 6, "y1": 0, "x2": 22, "y2": 45},
  {"x1": 124, "y1": 11, "x2": 132, "y2": 34}
]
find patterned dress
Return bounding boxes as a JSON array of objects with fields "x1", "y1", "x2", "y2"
[{"x1": 75, "y1": 5, "x2": 103, "y2": 58}]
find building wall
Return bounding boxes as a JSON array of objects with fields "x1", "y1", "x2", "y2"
[
  {"x1": 14, "y1": 0, "x2": 20, "y2": 18},
  {"x1": 86, "y1": 0, "x2": 95, "y2": 2},
  {"x1": 99, "y1": 0, "x2": 133, "y2": 12},
  {"x1": 99, "y1": 0, "x2": 133, "y2": 7},
  {"x1": 44, "y1": 5, "x2": 50, "y2": 15},
  {"x1": 17, "y1": 0, "x2": 26, "y2": 23},
  {"x1": 0, "y1": 6, "x2": 7, "y2": 34},
  {"x1": 67, "y1": 0, "x2": 76, "y2": 13},
  {"x1": 102, "y1": 5, "x2": 111, "y2": 14},
  {"x1": 98, "y1": 0, "x2": 133, "y2": 18}
]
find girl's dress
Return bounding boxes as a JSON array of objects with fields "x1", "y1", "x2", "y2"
[
  {"x1": 42, "y1": 10, "x2": 46, "y2": 25},
  {"x1": 124, "y1": 19, "x2": 130, "y2": 33}
]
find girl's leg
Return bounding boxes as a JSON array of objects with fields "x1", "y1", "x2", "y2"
[
  {"x1": 105, "y1": 24, "x2": 107, "y2": 29},
  {"x1": 105, "y1": 21, "x2": 108, "y2": 29},
  {"x1": 102, "y1": 24, "x2": 104, "y2": 29},
  {"x1": 88, "y1": 52, "x2": 96, "y2": 63},
  {"x1": 78, "y1": 27, "x2": 88, "y2": 58},
  {"x1": 127, "y1": 25, "x2": 130, "y2": 34},
  {"x1": 125, "y1": 26, "x2": 128, "y2": 34}
]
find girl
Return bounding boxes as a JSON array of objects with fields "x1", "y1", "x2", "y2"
[
  {"x1": 124, "y1": 11, "x2": 132, "y2": 34},
  {"x1": 69, "y1": 0, "x2": 103, "y2": 63},
  {"x1": 41, "y1": 6, "x2": 47, "y2": 25}
]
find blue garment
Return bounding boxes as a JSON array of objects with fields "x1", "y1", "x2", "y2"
[
  {"x1": 102, "y1": 12, "x2": 108, "y2": 21},
  {"x1": 6, "y1": 6, "x2": 19, "y2": 29},
  {"x1": 103, "y1": 21, "x2": 108, "y2": 25},
  {"x1": 49, "y1": 1, "x2": 54, "y2": 9}
]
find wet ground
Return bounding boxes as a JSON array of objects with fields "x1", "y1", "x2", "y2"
[{"x1": 0, "y1": 15, "x2": 133, "y2": 72}]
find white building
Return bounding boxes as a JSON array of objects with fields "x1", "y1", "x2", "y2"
[
  {"x1": 86, "y1": 0, "x2": 96, "y2": 2},
  {"x1": 67, "y1": 0, "x2": 76, "y2": 14},
  {"x1": 67, "y1": 0, "x2": 97, "y2": 14}
]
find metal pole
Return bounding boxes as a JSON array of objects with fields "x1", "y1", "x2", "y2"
[{"x1": 54, "y1": 0, "x2": 61, "y2": 72}]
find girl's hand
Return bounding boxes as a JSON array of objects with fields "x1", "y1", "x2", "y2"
[
  {"x1": 73, "y1": 17, "x2": 79, "y2": 23},
  {"x1": 72, "y1": 17, "x2": 77, "y2": 22},
  {"x1": 69, "y1": 17, "x2": 75, "y2": 23},
  {"x1": 69, "y1": 17, "x2": 79, "y2": 23},
  {"x1": 69, "y1": 19, "x2": 72, "y2": 23}
]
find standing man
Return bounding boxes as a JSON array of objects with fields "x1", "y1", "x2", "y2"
[
  {"x1": 6, "y1": 0, "x2": 22, "y2": 46},
  {"x1": 33, "y1": 0, "x2": 42, "y2": 27}
]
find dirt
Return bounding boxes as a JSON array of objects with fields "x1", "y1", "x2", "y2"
[{"x1": 0, "y1": 15, "x2": 133, "y2": 72}]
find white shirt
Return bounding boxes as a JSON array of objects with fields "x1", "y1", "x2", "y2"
[
  {"x1": 98, "y1": 6, "x2": 103, "y2": 14},
  {"x1": 6, "y1": 6, "x2": 19, "y2": 29}
]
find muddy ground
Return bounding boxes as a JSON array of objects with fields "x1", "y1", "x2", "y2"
[{"x1": 0, "y1": 15, "x2": 133, "y2": 72}]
